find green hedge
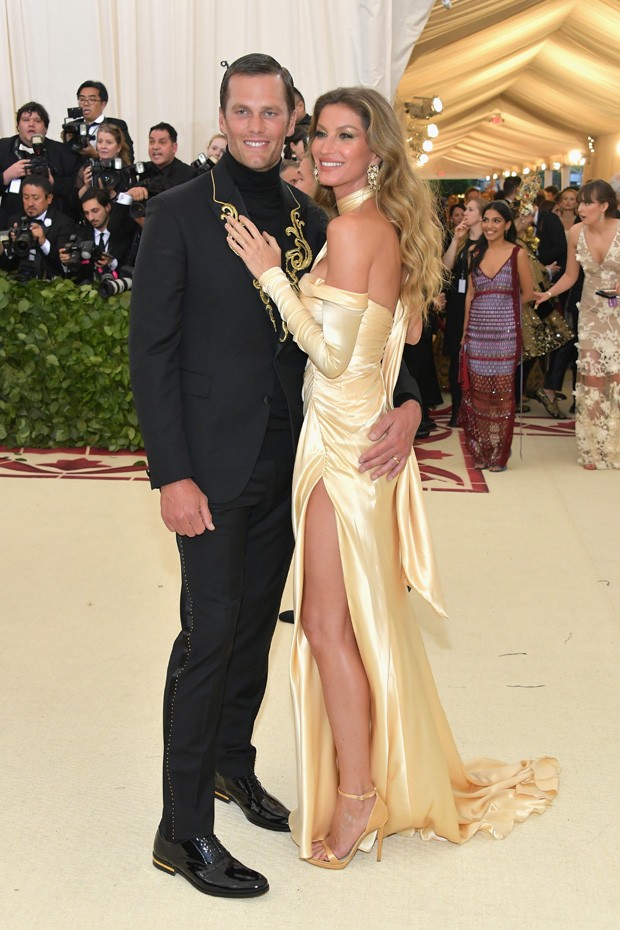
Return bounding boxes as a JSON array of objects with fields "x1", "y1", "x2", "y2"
[{"x1": 0, "y1": 271, "x2": 142, "y2": 451}]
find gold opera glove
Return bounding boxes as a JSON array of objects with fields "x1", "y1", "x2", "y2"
[{"x1": 258, "y1": 268, "x2": 367, "y2": 379}]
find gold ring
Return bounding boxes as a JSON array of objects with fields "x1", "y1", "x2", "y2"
[{"x1": 391, "y1": 456, "x2": 399, "y2": 464}]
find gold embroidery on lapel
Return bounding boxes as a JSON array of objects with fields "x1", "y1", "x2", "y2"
[
  {"x1": 211, "y1": 171, "x2": 239, "y2": 223},
  {"x1": 211, "y1": 174, "x2": 314, "y2": 343}
]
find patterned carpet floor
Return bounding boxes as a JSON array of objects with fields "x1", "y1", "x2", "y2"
[{"x1": 0, "y1": 405, "x2": 574, "y2": 491}]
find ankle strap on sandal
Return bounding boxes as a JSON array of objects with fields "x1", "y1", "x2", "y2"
[{"x1": 338, "y1": 787, "x2": 376, "y2": 801}]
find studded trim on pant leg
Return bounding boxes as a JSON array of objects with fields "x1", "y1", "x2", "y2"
[{"x1": 164, "y1": 537, "x2": 195, "y2": 841}]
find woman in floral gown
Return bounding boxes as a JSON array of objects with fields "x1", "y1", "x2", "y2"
[{"x1": 535, "y1": 180, "x2": 620, "y2": 468}]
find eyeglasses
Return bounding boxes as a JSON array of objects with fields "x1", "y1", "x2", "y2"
[{"x1": 78, "y1": 96, "x2": 101, "y2": 104}]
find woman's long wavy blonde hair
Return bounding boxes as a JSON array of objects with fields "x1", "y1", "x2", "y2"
[{"x1": 309, "y1": 87, "x2": 444, "y2": 323}]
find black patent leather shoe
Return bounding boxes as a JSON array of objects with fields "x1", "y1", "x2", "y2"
[
  {"x1": 152, "y1": 830, "x2": 268, "y2": 898},
  {"x1": 215, "y1": 772, "x2": 291, "y2": 832}
]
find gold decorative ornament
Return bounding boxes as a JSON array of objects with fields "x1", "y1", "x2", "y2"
[
  {"x1": 367, "y1": 163, "x2": 381, "y2": 191},
  {"x1": 212, "y1": 173, "x2": 313, "y2": 343}
]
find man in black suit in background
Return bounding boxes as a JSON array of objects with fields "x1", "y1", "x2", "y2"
[
  {"x1": 72, "y1": 81, "x2": 134, "y2": 161},
  {"x1": 59, "y1": 188, "x2": 133, "y2": 283},
  {"x1": 0, "y1": 175, "x2": 74, "y2": 279},
  {"x1": 534, "y1": 202, "x2": 567, "y2": 278},
  {"x1": 130, "y1": 53, "x2": 421, "y2": 899}
]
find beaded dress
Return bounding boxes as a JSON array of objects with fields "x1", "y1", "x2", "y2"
[
  {"x1": 257, "y1": 190, "x2": 558, "y2": 860},
  {"x1": 574, "y1": 222, "x2": 620, "y2": 468},
  {"x1": 459, "y1": 246, "x2": 521, "y2": 469}
]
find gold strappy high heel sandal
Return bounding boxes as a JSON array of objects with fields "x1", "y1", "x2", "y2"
[{"x1": 307, "y1": 787, "x2": 388, "y2": 870}]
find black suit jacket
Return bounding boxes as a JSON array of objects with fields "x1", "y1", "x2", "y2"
[
  {"x1": 535, "y1": 209, "x2": 567, "y2": 272},
  {"x1": 1, "y1": 206, "x2": 75, "y2": 277},
  {"x1": 150, "y1": 157, "x2": 196, "y2": 188},
  {"x1": 130, "y1": 161, "x2": 327, "y2": 501},
  {"x1": 130, "y1": 159, "x2": 420, "y2": 503},
  {"x1": 0, "y1": 135, "x2": 83, "y2": 224}
]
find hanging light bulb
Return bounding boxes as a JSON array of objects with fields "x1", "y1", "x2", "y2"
[
  {"x1": 432, "y1": 96, "x2": 443, "y2": 114},
  {"x1": 523, "y1": 167, "x2": 530, "y2": 175},
  {"x1": 418, "y1": 153, "x2": 429, "y2": 165},
  {"x1": 568, "y1": 149, "x2": 582, "y2": 165},
  {"x1": 427, "y1": 123, "x2": 439, "y2": 138},
  {"x1": 422, "y1": 139, "x2": 433, "y2": 153},
  {"x1": 540, "y1": 162, "x2": 547, "y2": 171},
  {"x1": 492, "y1": 173, "x2": 498, "y2": 180},
  {"x1": 552, "y1": 161, "x2": 561, "y2": 170}
]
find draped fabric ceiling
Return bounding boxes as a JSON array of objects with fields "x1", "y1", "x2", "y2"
[{"x1": 398, "y1": 0, "x2": 620, "y2": 180}]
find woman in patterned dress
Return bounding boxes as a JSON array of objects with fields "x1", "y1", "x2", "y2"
[
  {"x1": 459, "y1": 201, "x2": 534, "y2": 471},
  {"x1": 534, "y1": 179, "x2": 620, "y2": 469}
]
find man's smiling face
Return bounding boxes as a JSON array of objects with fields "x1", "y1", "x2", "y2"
[{"x1": 219, "y1": 74, "x2": 295, "y2": 172}]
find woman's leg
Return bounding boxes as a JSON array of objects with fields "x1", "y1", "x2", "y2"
[{"x1": 300, "y1": 479, "x2": 376, "y2": 860}]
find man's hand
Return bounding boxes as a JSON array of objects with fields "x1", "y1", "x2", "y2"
[
  {"x1": 30, "y1": 223, "x2": 46, "y2": 246},
  {"x1": 81, "y1": 144, "x2": 98, "y2": 159},
  {"x1": 359, "y1": 399, "x2": 421, "y2": 481},
  {"x1": 94, "y1": 251, "x2": 114, "y2": 270},
  {"x1": 160, "y1": 477, "x2": 214, "y2": 535},
  {"x1": 3, "y1": 159, "x2": 30, "y2": 185},
  {"x1": 126, "y1": 186, "x2": 149, "y2": 201}
]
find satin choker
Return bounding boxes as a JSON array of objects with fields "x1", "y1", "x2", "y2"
[{"x1": 336, "y1": 186, "x2": 376, "y2": 215}]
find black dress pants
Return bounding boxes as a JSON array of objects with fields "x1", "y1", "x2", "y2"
[{"x1": 160, "y1": 449, "x2": 295, "y2": 842}]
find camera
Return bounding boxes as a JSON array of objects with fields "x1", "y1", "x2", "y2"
[
  {"x1": 63, "y1": 233, "x2": 106, "y2": 271},
  {"x1": 122, "y1": 163, "x2": 169, "y2": 219},
  {"x1": 12, "y1": 216, "x2": 37, "y2": 259},
  {"x1": 191, "y1": 152, "x2": 217, "y2": 174},
  {"x1": 26, "y1": 134, "x2": 50, "y2": 178},
  {"x1": 90, "y1": 157, "x2": 124, "y2": 191},
  {"x1": 62, "y1": 107, "x2": 89, "y2": 152},
  {"x1": 99, "y1": 267, "x2": 133, "y2": 298}
]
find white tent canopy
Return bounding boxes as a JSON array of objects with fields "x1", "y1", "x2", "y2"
[
  {"x1": 2, "y1": 1, "x2": 617, "y2": 181},
  {"x1": 398, "y1": 0, "x2": 620, "y2": 180}
]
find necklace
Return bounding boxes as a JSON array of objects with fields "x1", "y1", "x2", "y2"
[{"x1": 336, "y1": 185, "x2": 375, "y2": 215}]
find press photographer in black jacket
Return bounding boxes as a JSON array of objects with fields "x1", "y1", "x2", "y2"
[
  {"x1": 0, "y1": 101, "x2": 83, "y2": 225},
  {"x1": 0, "y1": 175, "x2": 75, "y2": 280}
]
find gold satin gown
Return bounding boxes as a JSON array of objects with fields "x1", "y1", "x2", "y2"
[{"x1": 258, "y1": 191, "x2": 559, "y2": 861}]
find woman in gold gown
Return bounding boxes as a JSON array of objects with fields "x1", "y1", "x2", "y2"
[{"x1": 226, "y1": 87, "x2": 558, "y2": 869}]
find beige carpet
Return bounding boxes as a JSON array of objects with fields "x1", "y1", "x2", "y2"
[{"x1": 1, "y1": 421, "x2": 619, "y2": 930}]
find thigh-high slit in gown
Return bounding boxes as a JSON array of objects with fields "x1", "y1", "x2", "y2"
[{"x1": 258, "y1": 237, "x2": 559, "y2": 861}]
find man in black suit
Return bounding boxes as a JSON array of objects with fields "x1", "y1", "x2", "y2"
[
  {"x1": 0, "y1": 175, "x2": 75, "y2": 279},
  {"x1": 72, "y1": 81, "x2": 134, "y2": 161},
  {"x1": 59, "y1": 188, "x2": 133, "y2": 283},
  {"x1": 130, "y1": 53, "x2": 421, "y2": 899},
  {"x1": 0, "y1": 101, "x2": 83, "y2": 225},
  {"x1": 125, "y1": 122, "x2": 196, "y2": 209},
  {"x1": 534, "y1": 204, "x2": 567, "y2": 277}
]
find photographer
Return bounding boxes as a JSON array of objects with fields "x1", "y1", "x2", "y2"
[
  {"x1": 74, "y1": 122, "x2": 133, "y2": 204},
  {"x1": 0, "y1": 101, "x2": 83, "y2": 225},
  {"x1": 191, "y1": 133, "x2": 227, "y2": 174},
  {"x1": 59, "y1": 188, "x2": 133, "y2": 284},
  {"x1": 63, "y1": 81, "x2": 134, "y2": 161},
  {"x1": 0, "y1": 175, "x2": 75, "y2": 280},
  {"x1": 125, "y1": 123, "x2": 195, "y2": 207}
]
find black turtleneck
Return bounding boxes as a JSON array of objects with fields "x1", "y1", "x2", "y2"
[
  {"x1": 222, "y1": 150, "x2": 294, "y2": 456},
  {"x1": 222, "y1": 150, "x2": 288, "y2": 247}
]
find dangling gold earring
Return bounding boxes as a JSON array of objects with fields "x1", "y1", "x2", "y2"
[
  {"x1": 367, "y1": 163, "x2": 380, "y2": 191},
  {"x1": 313, "y1": 164, "x2": 319, "y2": 181}
]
